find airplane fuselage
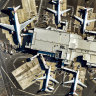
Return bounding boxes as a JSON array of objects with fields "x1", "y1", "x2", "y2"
[
  {"x1": 82, "y1": 9, "x2": 88, "y2": 33},
  {"x1": 73, "y1": 71, "x2": 79, "y2": 93},
  {"x1": 44, "y1": 67, "x2": 51, "y2": 91},
  {"x1": 14, "y1": 12, "x2": 22, "y2": 46}
]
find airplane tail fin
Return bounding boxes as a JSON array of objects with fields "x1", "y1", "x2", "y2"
[
  {"x1": 60, "y1": 21, "x2": 66, "y2": 25},
  {"x1": 45, "y1": 88, "x2": 53, "y2": 92},
  {"x1": 45, "y1": 87, "x2": 54, "y2": 92},
  {"x1": 51, "y1": 0, "x2": 57, "y2": 4},
  {"x1": 8, "y1": 5, "x2": 20, "y2": 12},
  {"x1": 69, "y1": 92, "x2": 78, "y2": 96},
  {"x1": 14, "y1": 5, "x2": 20, "y2": 11},
  {"x1": 48, "y1": 87, "x2": 54, "y2": 90}
]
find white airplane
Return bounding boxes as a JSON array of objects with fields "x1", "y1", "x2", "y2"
[
  {"x1": 64, "y1": 70, "x2": 87, "y2": 96},
  {"x1": 74, "y1": 7, "x2": 96, "y2": 33},
  {"x1": 0, "y1": 5, "x2": 36, "y2": 47},
  {"x1": 47, "y1": 0, "x2": 70, "y2": 25},
  {"x1": 36, "y1": 66, "x2": 59, "y2": 92}
]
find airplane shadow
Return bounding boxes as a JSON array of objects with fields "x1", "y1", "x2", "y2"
[
  {"x1": 0, "y1": 9, "x2": 19, "y2": 45},
  {"x1": 21, "y1": 30, "x2": 33, "y2": 49},
  {"x1": 76, "y1": 56, "x2": 87, "y2": 67},
  {"x1": 1, "y1": 9, "x2": 15, "y2": 25},
  {"x1": 37, "y1": 55, "x2": 47, "y2": 70}
]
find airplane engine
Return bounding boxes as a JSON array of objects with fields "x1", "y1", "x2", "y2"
[
  {"x1": 11, "y1": 31, "x2": 14, "y2": 34},
  {"x1": 87, "y1": 23, "x2": 90, "y2": 26}
]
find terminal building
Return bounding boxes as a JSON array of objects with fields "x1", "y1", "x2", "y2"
[{"x1": 26, "y1": 27, "x2": 96, "y2": 67}]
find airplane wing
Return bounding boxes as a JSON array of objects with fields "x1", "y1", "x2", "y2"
[
  {"x1": 47, "y1": 8, "x2": 57, "y2": 15},
  {"x1": 60, "y1": 9, "x2": 70, "y2": 15},
  {"x1": 36, "y1": 76, "x2": 46, "y2": 80},
  {"x1": 64, "y1": 80, "x2": 74, "y2": 84},
  {"x1": 78, "y1": 80, "x2": 87, "y2": 88},
  {"x1": 20, "y1": 16, "x2": 36, "y2": 31},
  {"x1": 87, "y1": 19, "x2": 96, "y2": 24},
  {"x1": 0, "y1": 23, "x2": 15, "y2": 31},
  {"x1": 74, "y1": 15, "x2": 83, "y2": 23},
  {"x1": 85, "y1": 30, "x2": 96, "y2": 34},
  {"x1": 30, "y1": 53, "x2": 40, "y2": 61},
  {"x1": 61, "y1": 67, "x2": 77, "y2": 74},
  {"x1": 50, "y1": 76, "x2": 59, "y2": 84},
  {"x1": 45, "y1": 88, "x2": 53, "y2": 92}
]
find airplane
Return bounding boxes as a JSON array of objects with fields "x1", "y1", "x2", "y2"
[
  {"x1": 35, "y1": 66, "x2": 59, "y2": 92},
  {"x1": 0, "y1": 5, "x2": 36, "y2": 47},
  {"x1": 74, "y1": 7, "x2": 96, "y2": 34},
  {"x1": 47, "y1": 0, "x2": 70, "y2": 25},
  {"x1": 64, "y1": 70, "x2": 87, "y2": 96}
]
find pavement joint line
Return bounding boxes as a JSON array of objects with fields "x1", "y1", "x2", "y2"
[
  {"x1": 37, "y1": 0, "x2": 43, "y2": 22},
  {"x1": 87, "y1": 85, "x2": 96, "y2": 96},
  {"x1": 27, "y1": 0, "x2": 31, "y2": 18},
  {"x1": 0, "y1": 66, "x2": 8, "y2": 95},
  {"x1": 63, "y1": 72, "x2": 66, "y2": 82},
  {"x1": 53, "y1": 81, "x2": 62, "y2": 94},
  {"x1": 1, "y1": 66, "x2": 17, "y2": 88},
  {"x1": 17, "y1": 88, "x2": 51, "y2": 96},
  {"x1": 12, "y1": 55, "x2": 32, "y2": 69},
  {"x1": 17, "y1": 88, "x2": 36, "y2": 96},
  {"x1": 18, "y1": 71, "x2": 41, "y2": 81},
  {"x1": 35, "y1": 82, "x2": 40, "y2": 86},
  {"x1": 0, "y1": 75, "x2": 2, "y2": 79},
  {"x1": 2, "y1": 0, "x2": 9, "y2": 9},
  {"x1": 55, "y1": 72, "x2": 64, "y2": 78}
]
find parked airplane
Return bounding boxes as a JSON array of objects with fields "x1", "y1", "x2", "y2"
[
  {"x1": 47, "y1": 0, "x2": 70, "y2": 25},
  {"x1": 64, "y1": 70, "x2": 87, "y2": 96},
  {"x1": 0, "y1": 5, "x2": 36, "y2": 47},
  {"x1": 35, "y1": 66, "x2": 59, "y2": 92},
  {"x1": 74, "y1": 7, "x2": 96, "y2": 33}
]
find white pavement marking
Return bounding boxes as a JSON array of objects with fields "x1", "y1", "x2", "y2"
[
  {"x1": 1, "y1": 66, "x2": 17, "y2": 88},
  {"x1": 2, "y1": 0, "x2": 9, "y2": 9},
  {"x1": 37, "y1": 0, "x2": 43, "y2": 23},
  {"x1": 53, "y1": 81, "x2": 62, "y2": 94},
  {"x1": 0, "y1": 68, "x2": 8, "y2": 96},
  {"x1": 18, "y1": 88, "x2": 51, "y2": 96}
]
